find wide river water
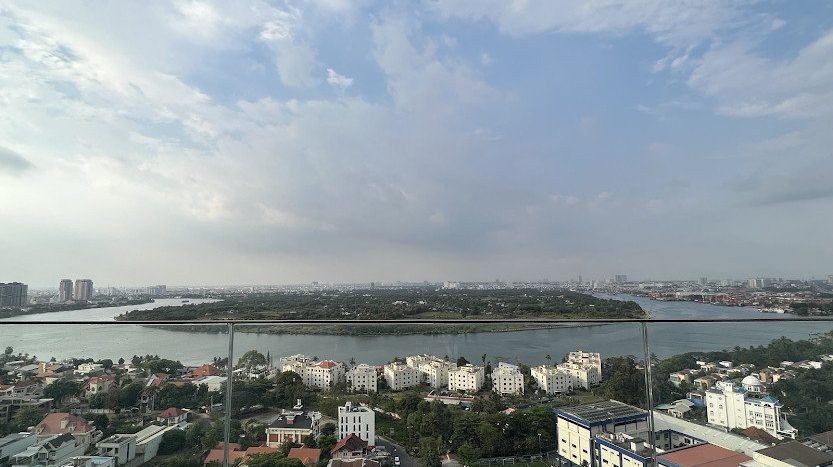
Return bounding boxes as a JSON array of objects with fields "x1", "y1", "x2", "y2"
[{"x1": 0, "y1": 296, "x2": 829, "y2": 365}]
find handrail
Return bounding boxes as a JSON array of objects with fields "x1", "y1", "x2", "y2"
[{"x1": 2, "y1": 317, "x2": 833, "y2": 324}]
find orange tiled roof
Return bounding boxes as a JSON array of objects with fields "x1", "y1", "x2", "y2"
[
  {"x1": 36, "y1": 413, "x2": 95, "y2": 435},
  {"x1": 288, "y1": 447, "x2": 321, "y2": 466}
]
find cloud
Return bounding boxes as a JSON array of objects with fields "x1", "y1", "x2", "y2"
[
  {"x1": 326, "y1": 68, "x2": 353, "y2": 90},
  {"x1": 0, "y1": 147, "x2": 34, "y2": 174},
  {"x1": 687, "y1": 29, "x2": 833, "y2": 118},
  {"x1": 259, "y1": 9, "x2": 320, "y2": 88}
]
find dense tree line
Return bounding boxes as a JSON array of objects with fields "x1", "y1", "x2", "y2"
[
  {"x1": 367, "y1": 392, "x2": 556, "y2": 461},
  {"x1": 118, "y1": 288, "x2": 645, "y2": 325}
]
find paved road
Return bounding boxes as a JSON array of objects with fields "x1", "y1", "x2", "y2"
[{"x1": 377, "y1": 436, "x2": 418, "y2": 467}]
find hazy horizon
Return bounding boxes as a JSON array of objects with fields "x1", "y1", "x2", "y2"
[{"x1": 2, "y1": 2, "x2": 833, "y2": 285}]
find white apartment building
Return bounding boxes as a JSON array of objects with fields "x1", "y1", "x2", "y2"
[
  {"x1": 338, "y1": 402, "x2": 375, "y2": 446},
  {"x1": 705, "y1": 377, "x2": 797, "y2": 439},
  {"x1": 306, "y1": 361, "x2": 346, "y2": 389},
  {"x1": 566, "y1": 351, "x2": 603, "y2": 374},
  {"x1": 418, "y1": 361, "x2": 457, "y2": 388},
  {"x1": 405, "y1": 355, "x2": 436, "y2": 368},
  {"x1": 404, "y1": 355, "x2": 456, "y2": 388},
  {"x1": 556, "y1": 350, "x2": 603, "y2": 389},
  {"x1": 280, "y1": 356, "x2": 346, "y2": 389},
  {"x1": 383, "y1": 362, "x2": 420, "y2": 391},
  {"x1": 345, "y1": 364, "x2": 378, "y2": 393},
  {"x1": 448, "y1": 364, "x2": 484, "y2": 393},
  {"x1": 492, "y1": 362, "x2": 525, "y2": 395},
  {"x1": 531, "y1": 365, "x2": 572, "y2": 394}
]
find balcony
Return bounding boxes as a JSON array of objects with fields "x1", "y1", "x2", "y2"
[{"x1": 2, "y1": 308, "x2": 833, "y2": 467}]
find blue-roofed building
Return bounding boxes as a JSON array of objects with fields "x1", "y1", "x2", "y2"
[{"x1": 555, "y1": 400, "x2": 648, "y2": 466}]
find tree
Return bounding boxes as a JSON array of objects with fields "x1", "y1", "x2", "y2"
[
  {"x1": 321, "y1": 423, "x2": 336, "y2": 436},
  {"x1": 239, "y1": 350, "x2": 267, "y2": 371},
  {"x1": 4, "y1": 346, "x2": 12, "y2": 356},
  {"x1": 158, "y1": 429, "x2": 187, "y2": 455},
  {"x1": 318, "y1": 435, "x2": 337, "y2": 458},
  {"x1": 419, "y1": 437, "x2": 442, "y2": 467},
  {"x1": 456, "y1": 443, "x2": 481, "y2": 466},
  {"x1": 247, "y1": 453, "x2": 304, "y2": 467},
  {"x1": 11, "y1": 407, "x2": 45, "y2": 432},
  {"x1": 274, "y1": 371, "x2": 306, "y2": 408},
  {"x1": 92, "y1": 414, "x2": 109, "y2": 430},
  {"x1": 118, "y1": 357, "x2": 125, "y2": 365},
  {"x1": 44, "y1": 380, "x2": 81, "y2": 406},
  {"x1": 280, "y1": 441, "x2": 301, "y2": 457},
  {"x1": 98, "y1": 359, "x2": 114, "y2": 370},
  {"x1": 185, "y1": 422, "x2": 207, "y2": 449}
]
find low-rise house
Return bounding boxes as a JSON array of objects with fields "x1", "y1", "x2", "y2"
[
  {"x1": 203, "y1": 444, "x2": 278, "y2": 465},
  {"x1": 96, "y1": 434, "x2": 136, "y2": 466},
  {"x1": 265, "y1": 411, "x2": 321, "y2": 448},
  {"x1": 194, "y1": 376, "x2": 226, "y2": 392},
  {"x1": 157, "y1": 408, "x2": 187, "y2": 426},
  {"x1": 83, "y1": 376, "x2": 114, "y2": 398},
  {"x1": 74, "y1": 364, "x2": 103, "y2": 376},
  {"x1": 34, "y1": 414, "x2": 99, "y2": 448},
  {"x1": 669, "y1": 370, "x2": 694, "y2": 387},
  {"x1": 693, "y1": 376, "x2": 715, "y2": 390},
  {"x1": 345, "y1": 365, "x2": 377, "y2": 393},
  {"x1": 753, "y1": 441, "x2": 833, "y2": 467},
  {"x1": 189, "y1": 364, "x2": 221, "y2": 379},
  {"x1": 132, "y1": 425, "x2": 180, "y2": 463},
  {"x1": 327, "y1": 459, "x2": 381, "y2": 467},
  {"x1": 287, "y1": 447, "x2": 321, "y2": 467},
  {"x1": 0, "y1": 433, "x2": 37, "y2": 466},
  {"x1": 10, "y1": 434, "x2": 85, "y2": 467},
  {"x1": 330, "y1": 434, "x2": 368, "y2": 461},
  {"x1": 64, "y1": 456, "x2": 116, "y2": 467}
]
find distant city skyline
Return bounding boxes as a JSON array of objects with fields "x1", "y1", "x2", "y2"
[{"x1": 2, "y1": 2, "x2": 833, "y2": 285}]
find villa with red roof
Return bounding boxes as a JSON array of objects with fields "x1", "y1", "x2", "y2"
[
  {"x1": 330, "y1": 434, "x2": 368, "y2": 461},
  {"x1": 35, "y1": 413, "x2": 100, "y2": 447},
  {"x1": 157, "y1": 407, "x2": 188, "y2": 426}
]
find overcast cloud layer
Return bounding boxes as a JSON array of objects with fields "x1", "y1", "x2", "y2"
[{"x1": 1, "y1": 1, "x2": 833, "y2": 286}]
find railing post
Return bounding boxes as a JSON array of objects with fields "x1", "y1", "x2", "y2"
[
  {"x1": 224, "y1": 323, "x2": 235, "y2": 467},
  {"x1": 641, "y1": 322, "x2": 657, "y2": 467}
]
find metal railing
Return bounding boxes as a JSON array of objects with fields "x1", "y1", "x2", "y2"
[{"x1": 2, "y1": 316, "x2": 832, "y2": 467}]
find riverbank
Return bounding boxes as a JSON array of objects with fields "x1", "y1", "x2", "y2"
[
  {"x1": 112, "y1": 288, "x2": 648, "y2": 335},
  {"x1": 0, "y1": 298, "x2": 154, "y2": 320},
  {"x1": 135, "y1": 321, "x2": 607, "y2": 336}
]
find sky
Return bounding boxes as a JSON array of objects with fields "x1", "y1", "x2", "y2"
[{"x1": 2, "y1": 1, "x2": 833, "y2": 287}]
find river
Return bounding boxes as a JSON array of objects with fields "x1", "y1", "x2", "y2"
[{"x1": 0, "y1": 296, "x2": 829, "y2": 366}]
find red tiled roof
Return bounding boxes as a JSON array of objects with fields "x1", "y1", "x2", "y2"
[
  {"x1": 203, "y1": 445, "x2": 279, "y2": 465},
  {"x1": 331, "y1": 434, "x2": 368, "y2": 455},
  {"x1": 36, "y1": 413, "x2": 95, "y2": 435},
  {"x1": 246, "y1": 447, "x2": 279, "y2": 456},
  {"x1": 204, "y1": 449, "x2": 246, "y2": 465},
  {"x1": 160, "y1": 407, "x2": 184, "y2": 418},
  {"x1": 191, "y1": 364, "x2": 221, "y2": 377},
  {"x1": 659, "y1": 444, "x2": 752, "y2": 467},
  {"x1": 319, "y1": 361, "x2": 337, "y2": 369},
  {"x1": 288, "y1": 447, "x2": 321, "y2": 466}
]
